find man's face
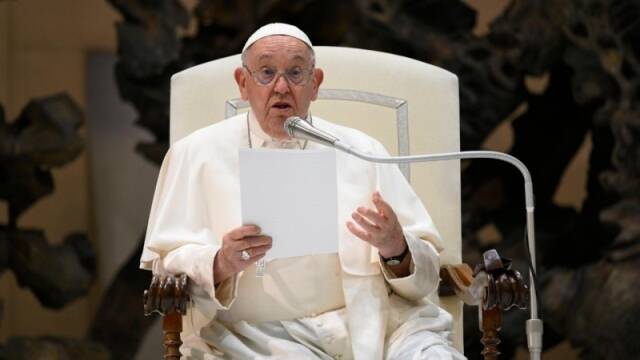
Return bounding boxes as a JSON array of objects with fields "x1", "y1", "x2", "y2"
[{"x1": 234, "y1": 35, "x2": 324, "y2": 139}]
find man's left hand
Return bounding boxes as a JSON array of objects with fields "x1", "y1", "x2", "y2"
[{"x1": 346, "y1": 191, "x2": 407, "y2": 258}]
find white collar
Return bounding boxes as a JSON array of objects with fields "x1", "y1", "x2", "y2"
[{"x1": 248, "y1": 111, "x2": 309, "y2": 149}]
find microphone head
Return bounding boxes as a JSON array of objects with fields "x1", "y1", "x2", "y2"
[
  {"x1": 284, "y1": 116, "x2": 303, "y2": 137},
  {"x1": 284, "y1": 116, "x2": 340, "y2": 146}
]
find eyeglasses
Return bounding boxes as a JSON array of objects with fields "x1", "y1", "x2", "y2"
[{"x1": 243, "y1": 65, "x2": 314, "y2": 86}]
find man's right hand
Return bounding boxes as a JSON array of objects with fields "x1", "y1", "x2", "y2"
[{"x1": 213, "y1": 225, "x2": 272, "y2": 285}]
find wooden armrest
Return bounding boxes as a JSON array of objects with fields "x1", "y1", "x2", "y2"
[{"x1": 143, "y1": 274, "x2": 190, "y2": 360}]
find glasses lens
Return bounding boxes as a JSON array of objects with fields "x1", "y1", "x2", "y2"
[
  {"x1": 286, "y1": 67, "x2": 304, "y2": 85},
  {"x1": 256, "y1": 68, "x2": 276, "y2": 85}
]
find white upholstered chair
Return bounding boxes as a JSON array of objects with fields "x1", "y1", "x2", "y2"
[{"x1": 149, "y1": 46, "x2": 465, "y2": 357}]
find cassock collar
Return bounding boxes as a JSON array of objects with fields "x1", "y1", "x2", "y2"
[{"x1": 248, "y1": 111, "x2": 309, "y2": 149}]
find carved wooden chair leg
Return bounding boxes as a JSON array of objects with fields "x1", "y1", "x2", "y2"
[
  {"x1": 480, "y1": 306, "x2": 502, "y2": 360},
  {"x1": 144, "y1": 274, "x2": 190, "y2": 359},
  {"x1": 163, "y1": 312, "x2": 183, "y2": 360}
]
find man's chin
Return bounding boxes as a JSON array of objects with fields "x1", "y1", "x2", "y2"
[
  {"x1": 269, "y1": 110, "x2": 296, "y2": 124},
  {"x1": 261, "y1": 117, "x2": 290, "y2": 139},
  {"x1": 267, "y1": 114, "x2": 292, "y2": 126}
]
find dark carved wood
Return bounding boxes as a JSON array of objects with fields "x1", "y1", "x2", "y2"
[
  {"x1": 0, "y1": 94, "x2": 100, "y2": 357},
  {"x1": 440, "y1": 249, "x2": 528, "y2": 359},
  {"x1": 477, "y1": 249, "x2": 528, "y2": 359},
  {"x1": 476, "y1": 249, "x2": 528, "y2": 312},
  {"x1": 162, "y1": 312, "x2": 183, "y2": 360},
  {"x1": 480, "y1": 306, "x2": 502, "y2": 360},
  {"x1": 0, "y1": 94, "x2": 94, "y2": 310},
  {"x1": 144, "y1": 273, "x2": 189, "y2": 359},
  {"x1": 0, "y1": 95, "x2": 84, "y2": 221},
  {"x1": 5, "y1": 228, "x2": 95, "y2": 309}
]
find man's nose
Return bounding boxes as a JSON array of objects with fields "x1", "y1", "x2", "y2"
[{"x1": 273, "y1": 74, "x2": 290, "y2": 94}]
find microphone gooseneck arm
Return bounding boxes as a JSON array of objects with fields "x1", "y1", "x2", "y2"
[{"x1": 284, "y1": 116, "x2": 543, "y2": 360}]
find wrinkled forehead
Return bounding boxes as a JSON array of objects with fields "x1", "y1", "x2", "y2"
[{"x1": 244, "y1": 35, "x2": 314, "y2": 65}]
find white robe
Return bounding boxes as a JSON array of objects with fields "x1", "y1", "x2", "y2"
[{"x1": 141, "y1": 113, "x2": 465, "y2": 359}]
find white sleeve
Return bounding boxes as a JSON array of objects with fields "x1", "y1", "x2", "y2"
[
  {"x1": 378, "y1": 231, "x2": 440, "y2": 300},
  {"x1": 142, "y1": 141, "x2": 238, "y2": 310}
]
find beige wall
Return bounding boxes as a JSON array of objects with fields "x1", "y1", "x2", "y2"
[{"x1": 0, "y1": 0, "x2": 119, "y2": 342}]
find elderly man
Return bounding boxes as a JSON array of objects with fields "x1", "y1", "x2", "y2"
[{"x1": 142, "y1": 23, "x2": 465, "y2": 359}]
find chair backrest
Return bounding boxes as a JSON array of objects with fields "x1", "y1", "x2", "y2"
[{"x1": 170, "y1": 46, "x2": 462, "y2": 349}]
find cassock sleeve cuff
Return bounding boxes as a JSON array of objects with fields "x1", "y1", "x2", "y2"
[
  {"x1": 379, "y1": 231, "x2": 440, "y2": 300},
  {"x1": 211, "y1": 252, "x2": 240, "y2": 309},
  {"x1": 163, "y1": 244, "x2": 239, "y2": 310}
]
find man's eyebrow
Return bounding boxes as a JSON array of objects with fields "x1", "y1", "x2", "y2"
[{"x1": 256, "y1": 53, "x2": 308, "y2": 62}]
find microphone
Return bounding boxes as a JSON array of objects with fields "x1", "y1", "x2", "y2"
[
  {"x1": 284, "y1": 116, "x2": 355, "y2": 154},
  {"x1": 284, "y1": 116, "x2": 339, "y2": 146}
]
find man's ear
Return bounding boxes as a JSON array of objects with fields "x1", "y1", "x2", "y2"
[
  {"x1": 310, "y1": 68, "x2": 324, "y2": 101},
  {"x1": 234, "y1": 67, "x2": 249, "y2": 100}
]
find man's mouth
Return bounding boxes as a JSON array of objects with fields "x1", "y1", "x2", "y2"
[{"x1": 272, "y1": 102, "x2": 292, "y2": 110}]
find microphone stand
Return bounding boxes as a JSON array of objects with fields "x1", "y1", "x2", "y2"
[
  {"x1": 334, "y1": 142, "x2": 542, "y2": 359},
  {"x1": 285, "y1": 117, "x2": 543, "y2": 358}
]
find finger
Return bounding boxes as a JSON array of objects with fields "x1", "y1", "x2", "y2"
[
  {"x1": 227, "y1": 225, "x2": 261, "y2": 240},
  {"x1": 352, "y1": 211, "x2": 381, "y2": 233},
  {"x1": 248, "y1": 243, "x2": 272, "y2": 257},
  {"x1": 234, "y1": 236, "x2": 272, "y2": 250},
  {"x1": 356, "y1": 206, "x2": 386, "y2": 225},
  {"x1": 346, "y1": 220, "x2": 373, "y2": 242},
  {"x1": 372, "y1": 192, "x2": 396, "y2": 220}
]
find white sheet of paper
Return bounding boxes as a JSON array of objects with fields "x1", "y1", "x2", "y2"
[{"x1": 239, "y1": 148, "x2": 338, "y2": 261}]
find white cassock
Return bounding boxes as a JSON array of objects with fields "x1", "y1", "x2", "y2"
[{"x1": 141, "y1": 112, "x2": 466, "y2": 360}]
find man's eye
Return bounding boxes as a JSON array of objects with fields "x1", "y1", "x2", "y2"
[
  {"x1": 260, "y1": 68, "x2": 275, "y2": 77},
  {"x1": 288, "y1": 68, "x2": 302, "y2": 77}
]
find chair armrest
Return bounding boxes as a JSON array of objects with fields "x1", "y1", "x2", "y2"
[
  {"x1": 143, "y1": 274, "x2": 189, "y2": 360},
  {"x1": 144, "y1": 273, "x2": 189, "y2": 316}
]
